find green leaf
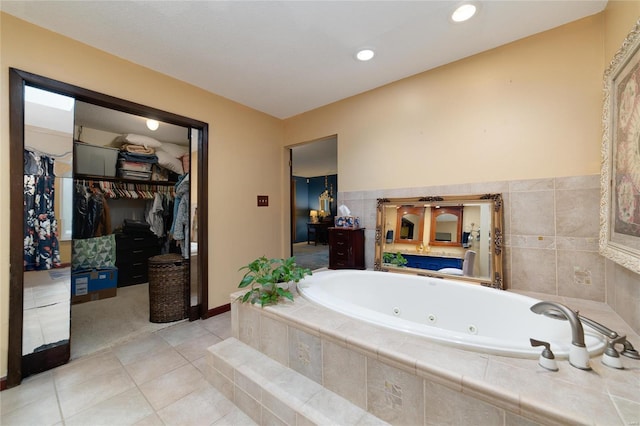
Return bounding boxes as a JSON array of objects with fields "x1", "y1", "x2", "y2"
[{"x1": 238, "y1": 274, "x2": 254, "y2": 288}]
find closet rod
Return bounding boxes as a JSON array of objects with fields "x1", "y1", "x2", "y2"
[{"x1": 74, "y1": 173, "x2": 178, "y2": 186}]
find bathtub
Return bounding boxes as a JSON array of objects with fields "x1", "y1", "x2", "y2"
[{"x1": 297, "y1": 269, "x2": 606, "y2": 358}]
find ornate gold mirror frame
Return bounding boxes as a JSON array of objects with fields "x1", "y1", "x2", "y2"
[{"x1": 374, "y1": 194, "x2": 504, "y2": 289}]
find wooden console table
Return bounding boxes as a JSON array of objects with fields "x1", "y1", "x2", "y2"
[{"x1": 307, "y1": 222, "x2": 330, "y2": 245}]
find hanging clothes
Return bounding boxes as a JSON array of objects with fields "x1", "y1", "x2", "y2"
[
  {"x1": 171, "y1": 173, "x2": 190, "y2": 258},
  {"x1": 145, "y1": 192, "x2": 165, "y2": 237},
  {"x1": 23, "y1": 150, "x2": 61, "y2": 271},
  {"x1": 73, "y1": 182, "x2": 112, "y2": 239}
]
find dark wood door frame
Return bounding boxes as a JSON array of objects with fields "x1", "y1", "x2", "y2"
[{"x1": 7, "y1": 68, "x2": 209, "y2": 387}]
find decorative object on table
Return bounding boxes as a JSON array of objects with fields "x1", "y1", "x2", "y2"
[
  {"x1": 334, "y1": 215, "x2": 361, "y2": 228},
  {"x1": 238, "y1": 256, "x2": 312, "y2": 306},
  {"x1": 600, "y1": 18, "x2": 640, "y2": 274}
]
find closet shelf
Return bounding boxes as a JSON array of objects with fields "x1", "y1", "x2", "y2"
[{"x1": 75, "y1": 173, "x2": 178, "y2": 186}]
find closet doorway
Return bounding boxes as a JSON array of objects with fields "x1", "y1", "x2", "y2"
[
  {"x1": 290, "y1": 136, "x2": 337, "y2": 271},
  {"x1": 8, "y1": 69, "x2": 209, "y2": 387},
  {"x1": 70, "y1": 101, "x2": 196, "y2": 359}
]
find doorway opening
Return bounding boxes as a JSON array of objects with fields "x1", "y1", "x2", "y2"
[{"x1": 290, "y1": 136, "x2": 337, "y2": 271}]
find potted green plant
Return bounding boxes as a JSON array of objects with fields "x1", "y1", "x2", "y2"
[
  {"x1": 383, "y1": 251, "x2": 408, "y2": 267},
  {"x1": 238, "y1": 256, "x2": 312, "y2": 306}
]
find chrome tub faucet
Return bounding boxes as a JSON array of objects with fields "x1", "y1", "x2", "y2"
[{"x1": 530, "y1": 301, "x2": 591, "y2": 370}]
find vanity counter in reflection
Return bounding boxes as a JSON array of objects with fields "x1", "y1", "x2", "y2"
[{"x1": 384, "y1": 252, "x2": 462, "y2": 271}]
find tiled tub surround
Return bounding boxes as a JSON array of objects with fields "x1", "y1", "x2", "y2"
[
  {"x1": 338, "y1": 174, "x2": 640, "y2": 335},
  {"x1": 230, "y1": 289, "x2": 640, "y2": 425}
]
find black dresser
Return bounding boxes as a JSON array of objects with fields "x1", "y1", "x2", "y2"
[{"x1": 115, "y1": 232, "x2": 160, "y2": 286}]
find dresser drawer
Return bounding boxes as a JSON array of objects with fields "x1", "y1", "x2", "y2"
[
  {"x1": 115, "y1": 233, "x2": 159, "y2": 250},
  {"x1": 332, "y1": 246, "x2": 349, "y2": 260},
  {"x1": 330, "y1": 229, "x2": 351, "y2": 242},
  {"x1": 118, "y1": 245, "x2": 159, "y2": 262},
  {"x1": 117, "y1": 262, "x2": 148, "y2": 286}
]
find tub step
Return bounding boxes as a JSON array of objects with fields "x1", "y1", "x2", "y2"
[{"x1": 206, "y1": 337, "x2": 388, "y2": 425}]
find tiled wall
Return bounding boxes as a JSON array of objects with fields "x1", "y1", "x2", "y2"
[
  {"x1": 230, "y1": 290, "x2": 635, "y2": 424},
  {"x1": 339, "y1": 174, "x2": 640, "y2": 334}
]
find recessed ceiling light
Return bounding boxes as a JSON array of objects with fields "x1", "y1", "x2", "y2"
[
  {"x1": 356, "y1": 49, "x2": 375, "y2": 61},
  {"x1": 451, "y1": 3, "x2": 477, "y2": 22}
]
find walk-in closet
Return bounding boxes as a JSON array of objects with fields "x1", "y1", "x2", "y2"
[{"x1": 8, "y1": 69, "x2": 208, "y2": 386}]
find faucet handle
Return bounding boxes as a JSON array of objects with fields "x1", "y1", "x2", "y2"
[
  {"x1": 530, "y1": 338, "x2": 558, "y2": 371},
  {"x1": 602, "y1": 335, "x2": 626, "y2": 369}
]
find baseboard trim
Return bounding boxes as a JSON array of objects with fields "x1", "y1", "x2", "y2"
[
  {"x1": 204, "y1": 303, "x2": 230, "y2": 319},
  {"x1": 0, "y1": 376, "x2": 6, "y2": 391}
]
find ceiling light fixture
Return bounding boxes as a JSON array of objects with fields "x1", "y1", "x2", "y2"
[
  {"x1": 356, "y1": 49, "x2": 375, "y2": 61},
  {"x1": 146, "y1": 119, "x2": 159, "y2": 131},
  {"x1": 451, "y1": 3, "x2": 477, "y2": 22}
]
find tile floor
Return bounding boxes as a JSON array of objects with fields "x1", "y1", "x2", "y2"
[{"x1": 1, "y1": 311, "x2": 257, "y2": 426}]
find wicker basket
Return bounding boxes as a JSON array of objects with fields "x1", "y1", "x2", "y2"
[{"x1": 148, "y1": 253, "x2": 188, "y2": 323}]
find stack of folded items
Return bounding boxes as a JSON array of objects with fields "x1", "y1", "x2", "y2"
[
  {"x1": 115, "y1": 133, "x2": 190, "y2": 181},
  {"x1": 115, "y1": 134, "x2": 159, "y2": 180}
]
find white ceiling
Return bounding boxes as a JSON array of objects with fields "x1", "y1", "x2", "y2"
[
  {"x1": 3, "y1": 0, "x2": 607, "y2": 177},
  {"x1": 291, "y1": 136, "x2": 337, "y2": 177},
  {"x1": 2, "y1": 1, "x2": 606, "y2": 120},
  {"x1": 75, "y1": 101, "x2": 191, "y2": 144}
]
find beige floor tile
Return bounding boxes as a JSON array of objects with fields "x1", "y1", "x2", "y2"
[
  {"x1": 54, "y1": 350, "x2": 124, "y2": 390},
  {"x1": 64, "y1": 388, "x2": 154, "y2": 426},
  {"x1": 112, "y1": 333, "x2": 172, "y2": 366},
  {"x1": 0, "y1": 371, "x2": 55, "y2": 415},
  {"x1": 0, "y1": 394, "x2": 61, "y2": 426},
  {"x1": 57, "y1": 367, "x2": 136, "y2": 419},
  {"x1": 156, "y1": 321, "x2": 211, "y2": 347},
  {"x1": 174, "y1": 332, "x2": 223, "y2": 362},
  {"x1": 211, "y1": 408, "x2": 258, "y2": 425},
  {"x1": 133, "y1": 412, "x2": 165, "y2": 426},
  {"x1": 156, "y1": 386, "x2": 237, "y2": 426},
  {"x1": 124, "y1": 346, "x2": 188, "y2": 385},
  {"x1": 201, "y1": 311, "x2": 233, "y2": 339},
  {"x1": 139, "y1": 363, "x2": 210, "y2": 410},
  {"x1": 4, "y1": 312, "x2": 238, "y2": 426}
]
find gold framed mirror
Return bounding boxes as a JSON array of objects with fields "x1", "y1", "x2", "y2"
[{"x1": 375, "y1": 194, "x2": 504, "y2": 289}]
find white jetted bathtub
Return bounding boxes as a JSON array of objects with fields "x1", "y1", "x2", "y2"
[{"x1": 297, "y1": 269, "x2": 606, "y2": 358}]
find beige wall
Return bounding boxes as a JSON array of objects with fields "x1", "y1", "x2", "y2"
[
  {"x1": 0, "y1": 13, "x2": 286, "y2": 379},
  {"x1": 284, "y1": 15, "x2": 604, "y2": 191},
  {"x1": 605, "y1": 1, "x2": 640, "y2": 62}
]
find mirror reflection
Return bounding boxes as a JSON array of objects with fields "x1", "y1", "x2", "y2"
[
  {"x1": 431, "y1": 207, "x2": 462, "y2": 246},
  {"x1": 394, "y1": 206, "x2": 425, "y2": 243},
  {"x1": 318, "y1": 176, "x2": 334, "y2": 220},
  {"x1": 375, "y1": 195, "x2": 504, "y2": 289},
  {"x1": 23, "y1": 86, "x2": 74, "y2": 356}
]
